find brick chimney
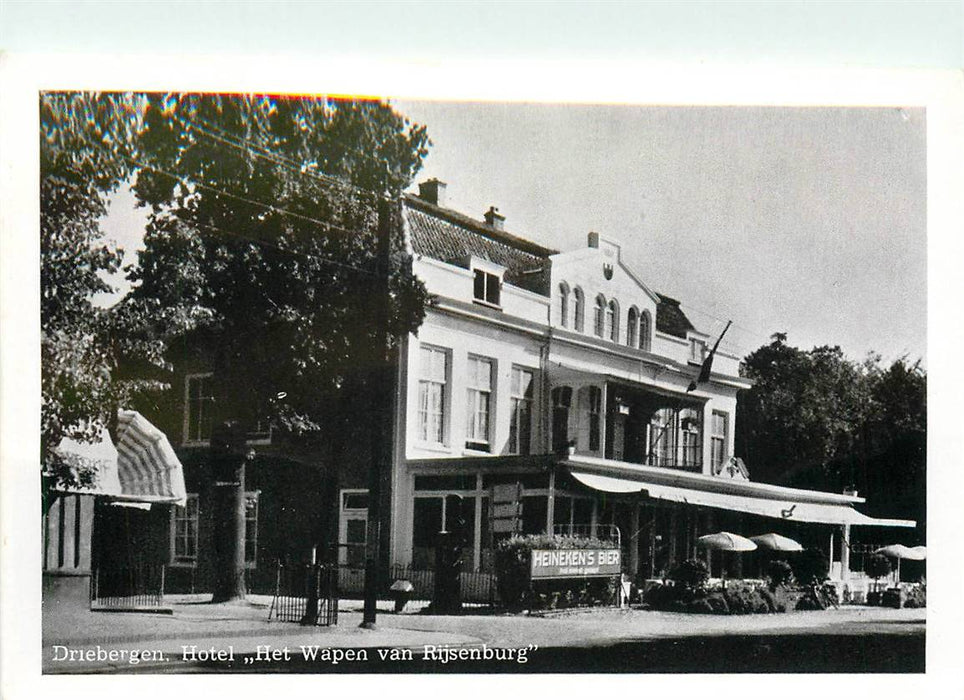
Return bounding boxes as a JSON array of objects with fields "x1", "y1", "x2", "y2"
[
  {"x1": 484, "y1": 206, "x2": 505, "y2": 231},
  {"x1": 417, "y1": 178, "x2": 447, "y2": 207}
]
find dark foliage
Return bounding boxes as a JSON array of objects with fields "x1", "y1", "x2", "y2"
[
  {"x1": 40, "y1": 92, "x2": 432, "y2": 490},
  {"x1": 493, "y1": 534, "x2": 615, "y2": 610},
  {"x1": 864, "y1": 553, "x2": 893, "y2": 584},
  {"x1": 790, "y1": 548, "x2": 829, "y2": 586},
  {"x1": 766, "y1": 559, "x2": 794, "y2": 589},
  {"x1": 667, "y1": 558, "x2": 710, "y2": 591},
  {"x1": 737, "y1": 334, "x2": 926, "y2": 535}
]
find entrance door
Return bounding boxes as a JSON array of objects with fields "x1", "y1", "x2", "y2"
[{"x1": 338, "y1": 490, "x2": 369, "y2": 567}]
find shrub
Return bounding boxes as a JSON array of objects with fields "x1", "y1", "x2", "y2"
[
  {"x1": 766, "y1": 560, "x2": 794, "y2": 589},
  {"x1": 494, "y1": 533, "x2": 617, "y2": 610},
  {"x1": 791, "y1": 548, "x2": 829, "y2": 586},
  {"x1": 904, "y1": 585, "x2": 926, "y2": 609},
  {"x1": 882, "y1": 588, "x2": 905, "y2": 609},
  {"x1": 723, "y1": 581, "x2": 772, "y2": 614},
  {"x1": 668, "y1": 558, "x2": 710, "y2": 591}
]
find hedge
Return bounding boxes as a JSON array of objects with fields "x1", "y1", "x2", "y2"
[{"x1": 494, "y1": 533, "x2": 619, "y2": 610}]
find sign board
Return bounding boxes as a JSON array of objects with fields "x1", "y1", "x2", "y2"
[
  {"x1": 530, "y1": 548, "x2": 621, "y2": 579},
  {"x1": 490, "y1": 482, "x2": 523, "y2": 534}
]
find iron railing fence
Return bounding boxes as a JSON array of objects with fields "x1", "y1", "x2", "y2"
[
  {"x1": 337, "y1": 564, "x2": 498, "y2": 607},
  {"x1": 90, "y1": 563, "x2": 165, "y2": 609},
  {"x1": 268, "y1": 563, "x2": 338, "y2": 626}
]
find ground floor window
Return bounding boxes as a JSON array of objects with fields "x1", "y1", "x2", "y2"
[
  {"x1": 412, "y1": 495, "x2": 476, "y2": 571},
  {"x1": 170, "y1": 494, "x2": 200, "y2": 566}
]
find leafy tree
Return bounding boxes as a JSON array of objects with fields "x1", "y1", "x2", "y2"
[
  {"x1": 864, "y1": 553, "x2": 892, "y2": 593},
  {"x1": 117, "y1": 94, "x2": 432, "y2": 600},
  {"x1": 736, "y1": 334, "x2": 926, "y2": 534},
  {"x1": 40, "y1": 93, "x2": 166, "y2": 492},
  {"x1": 126, "y1": 94, "x2": 431, "y2": 436}
]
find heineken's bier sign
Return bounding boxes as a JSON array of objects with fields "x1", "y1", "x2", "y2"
[{"x1": 530, "y1": 548, "x2": 621, "y2": 579}]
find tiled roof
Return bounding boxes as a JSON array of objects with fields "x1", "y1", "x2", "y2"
[
  {"x1": 654, "y1": 293, "x2": 696, "y2": 339},
  {"x1": 403, "y1": 193, "x2": 699, "y2": 337},
  {"x1": 403, "y1": 194, "x2": 555, "y2": 296}
]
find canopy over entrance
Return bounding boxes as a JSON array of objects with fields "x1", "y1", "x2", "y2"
[
  {"x1": 50, "y1": 409, "x2": 187, "y2": 507},
  {"x1": 564, "y1": 456, "x2": 915, "y2": 529}
]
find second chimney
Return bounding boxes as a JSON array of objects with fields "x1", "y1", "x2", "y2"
[
  {"x1": 484, "y1": 206, "x2": 506, "y2": 231},
  {"x1": 418, "y1": 178, "x2": 447, "y2": 207}
]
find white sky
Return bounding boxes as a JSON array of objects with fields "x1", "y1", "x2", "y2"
[
  {"x1": 100, "y1": 102, "x2": 926, "y2": 366},
  {"x1": 392, "y1": 102, "x2": 927, "y2": 365}
]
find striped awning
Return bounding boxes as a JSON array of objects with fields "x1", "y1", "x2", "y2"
[
  {"x1": 51, "y1": 410, "x2": 186, "y2": 507},
  {"x1": 114, "y1": 410, "x2": 187, "y2": 506}
]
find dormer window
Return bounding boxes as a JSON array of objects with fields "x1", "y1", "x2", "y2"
[
  {"x1": 469, "y1": 257, "x2": 505, "y2": 308},
  {"x1": 689, "y1": 338, "x2": 707, "y2": 364}
]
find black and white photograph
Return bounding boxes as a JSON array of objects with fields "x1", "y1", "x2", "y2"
[
  {"x1": 32, "y1": 91, "x2": 930, "y2": 675},
  {"x1": 2, "y1": 2, "x2": 964, "y2": 697}
]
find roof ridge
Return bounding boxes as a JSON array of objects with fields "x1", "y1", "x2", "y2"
[{"x1": 403, "y1": 193, "x2": 558, "y2": 258}]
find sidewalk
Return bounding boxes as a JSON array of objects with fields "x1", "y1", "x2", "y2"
[{"x1": 42, "y1": 595, "x2": 925, "y2": 674}]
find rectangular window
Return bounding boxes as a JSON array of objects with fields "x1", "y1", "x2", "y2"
[
  {"x1": 185, "y1": 374, "x2": 215, "y2": 444},
  {"x1": 588, "y1": 386, "x2": 602, "y2": 452},
  {"x1": 465, "y1": 356, "x2": 493, "y2": 451},
  {"x1": 473, "y1": 269, "x2": 501, "y2": 306},
  {"x1": 171, "y1": 494, "x2": 200, "y2": 565},
  {"x1": 650, "y1": 408, "x2": 677, "y2": 466},
  {"x1": 551, "y1": 387, "x2": 572, "y2": 452},
  {"x1": 509, "y1": 367, "x2": 534, "y2": 455},
  {"x1": 412, "y1": 496, "x2": 478, "y2": 572},
  {"x1": 711, "y1": 410, "x2": 729, "y2": 472},
  {"x1": 681, "y1": 410, "x2": 701, "y2": 468},
  {"x1": 417, "y1": 346, "x2": 448, "y2": 444},
  {"x1": 244, "y1": 492, "x2": 259, "y2": 566},
  {"x1": 690, "y1": 338, "x2": 707, "y2": 364}
]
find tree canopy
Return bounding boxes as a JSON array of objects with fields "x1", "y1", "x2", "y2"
[
  {"x1": 41, "y1": 92, "x2": 432, "y2": 486},
  {"x1": 737, "y1": 333, "x2": 926, "y2": 533},
  {"x1": 41, "y1": 93, "x2": 156, "y2": 487}
]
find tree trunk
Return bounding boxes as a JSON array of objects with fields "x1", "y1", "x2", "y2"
[{"x1": 211, "y1": 422, "x2": 247, "y2": 603}]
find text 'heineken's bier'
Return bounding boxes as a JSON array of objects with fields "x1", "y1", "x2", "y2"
[{"x1": 529, "y1": 548, "x2": 621, "y2": 579}]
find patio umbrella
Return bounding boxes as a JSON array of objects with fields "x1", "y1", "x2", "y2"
[
  {"x1": 696, "y1": 532, "x2": 757, "y2": 588},
  {"x1": 749, "y1": 533, "x2": 804, "y2": 552},
  {"x1": 909, "y1": 546, "x2": 927, "y2": 560},
  {"x1": 875, "y1": 544, "x2": 922, "y2": 583}
]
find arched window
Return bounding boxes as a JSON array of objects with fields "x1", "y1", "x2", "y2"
[
  {"x1": 627, "y1": 307, "x2": 638, "y2": 347},
  {"x1": 639, "y1": 310, "x2": 652, "y2": 351},
  {"x1": 558, "y1": 282, "x2": 570, "y2": 328},
  {"x1": 606, "y1": 300, "x2": 619, "y2": 342},
  {"x1": 573, "y1": 287, "x2": 585, "y2": 332},
  {"x1": 594, "y1": 295, "x2": 606, "y2": 337}
]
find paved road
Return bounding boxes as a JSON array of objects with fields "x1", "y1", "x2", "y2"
[{"x1": 43, "y1": 598, "x2": 924, "y2": 674}]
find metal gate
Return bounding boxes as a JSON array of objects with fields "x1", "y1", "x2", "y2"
[
  {"x1": 268, "y1": 563, "x2": 338, "y2": 626},
  {"x1": 90, "y1": 563, "x2": 166, "y2": 610}
]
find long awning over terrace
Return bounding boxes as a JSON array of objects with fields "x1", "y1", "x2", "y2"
[{"x1": 563, "y1": 455, "x2": 915, "y2": 529}]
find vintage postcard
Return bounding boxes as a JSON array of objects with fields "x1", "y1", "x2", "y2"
[{"x1": 2, "y1": 39, "x2": 963, "y2": 700}]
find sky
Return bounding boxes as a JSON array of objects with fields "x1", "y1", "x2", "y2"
[
  {"x1": 390, "y1": 102, "x2": 927, "y2": 365},
  {"x1": 100, "y1": 102, "x2": 927, "y2": 367}
]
